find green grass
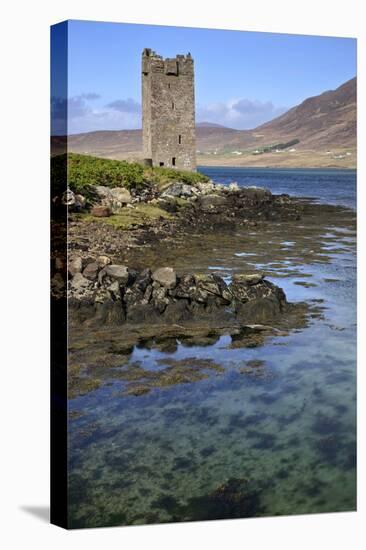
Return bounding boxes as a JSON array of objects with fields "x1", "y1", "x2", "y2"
[
  {"x1": 51, "y1": 153, "x2": 210, "y2": 200},
  {"x1": 143, "y1": 165, "x2": 210, "y2": 191},
  {"x1": 77, "y1": 203, "x2": 173, "y2": 230}
]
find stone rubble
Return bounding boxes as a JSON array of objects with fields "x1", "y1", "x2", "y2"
[{"x1": 60, "y1": 257, "x2": 288, "y2": 327}]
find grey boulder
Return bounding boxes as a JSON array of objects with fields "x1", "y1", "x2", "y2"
[
  {"x1": 98, "y1": 264, "x2": 130, "y2": 286},
  {"x1": 152, "y1": 267, "x2": 177, "y2": 289},
  {"x1": 83, "y1": 262, "x2": 99, "y2": 281},
  {"x1": 162, "y1": 182, "x2": 194, "y2": 198},
  {"x1": 68, "y1": 256, "x2": 83, "y2": 277}
]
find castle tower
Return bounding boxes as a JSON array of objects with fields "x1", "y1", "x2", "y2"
[{"x1": 142, "y1": 48, "x2": 196, "y2": 171}]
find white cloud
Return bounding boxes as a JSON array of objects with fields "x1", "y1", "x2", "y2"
[
  {"x1": 69, "y1": 94, "x2": 141, "y2": 134},
  {"x1": 79, "y1": 93, "x2": 101, "y2": 101},
  {"x1": 106, "y1": 98, "x2": 141, "y2": 113},
  {"x1": 196, "y1": 98, "x2": 288, "y2": 129},
  {"x1": 51, "y1": 93, "x2": 142, "y2": 134},
  {"x1": 52, "y1": 93, "x2": 288, "y2": 134}
]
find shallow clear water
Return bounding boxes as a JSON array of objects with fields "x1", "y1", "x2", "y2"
[{"x1": 68, "y1": 168, "x2": 356, "y2": 528}]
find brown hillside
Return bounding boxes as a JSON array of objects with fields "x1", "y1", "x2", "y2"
[
  {"x1": 255, "y1": 77, "x2": 356, "y2": 149},
  {"x1": 51, "y1": 78, "x2": 356, "y2": 167}
]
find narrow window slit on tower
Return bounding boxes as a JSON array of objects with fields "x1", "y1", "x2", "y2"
[
  {"x1": 172, "y1": 157, "x2": 176, "y2": 166},
  {"x1": 172, "y1": 101, "x2": 174, "y2": 110},
  {"x1": 178, "y1": 134, "x2": 182, "y2": 144}
]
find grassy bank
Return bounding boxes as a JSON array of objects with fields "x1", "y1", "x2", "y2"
[{"x1": 51, "y1": 153, "x2": 210, "y2": 199}]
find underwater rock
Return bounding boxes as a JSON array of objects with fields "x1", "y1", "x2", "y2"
[{"x1": 156, "y1": 478, "x2": 263, "y2": 521}]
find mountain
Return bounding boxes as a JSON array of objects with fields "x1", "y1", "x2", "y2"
[
  {"x1": 255, "y1": 77, "x2": 356, "y2": 149},
  {"x1": 52, "y1": 77, "x2": 356, "y2": 167}
]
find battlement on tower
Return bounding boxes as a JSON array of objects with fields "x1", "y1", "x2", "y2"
[{"x1": 142, "y1": 49, "x2": 194, "y2": 77}]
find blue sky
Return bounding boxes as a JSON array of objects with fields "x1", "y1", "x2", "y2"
[{"x1": 51, "y1": 20, "x2": 356, "y2": 134}]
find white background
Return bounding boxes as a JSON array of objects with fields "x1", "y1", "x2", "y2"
[{"x1": 0, "y1": 0, "x2": 364, "y2": 548}]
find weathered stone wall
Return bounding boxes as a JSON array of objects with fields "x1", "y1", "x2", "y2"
[{"x1": 142, "y1": 48, "x2": 196, "y2": 171}]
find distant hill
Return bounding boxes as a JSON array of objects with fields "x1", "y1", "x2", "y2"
[
  {"x1": 51, "y1": 126, "x2": 243, "y2": 158},
  {"x1": 255, "y1": 77, "x2": 356, "y2": 149},
  {"x1": 196, "y1": 122, "x2": 235, "y2": 129},
  {"x1": 52, "y1": 77, "x2": 356, "y2": 168}
]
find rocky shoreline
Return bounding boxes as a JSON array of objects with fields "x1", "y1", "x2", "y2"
[
  {"x1": 64, "y1": 178, "x2": 302, "y2": 264},
  {"x1": 51, "y1": 175, "x2": 319, "y2": 344},
  {"x1": 66, "y1": 256, "x2": 316, "y2": 399},
  {"x1": 64, "y1": 260, "x2": 289, "y2": 328},
  {"x1": 66, "y1": 259, "x2": 315, "y2": 399},
  {"x1": 55, "y1": 175, "x2": 338, "y2": 400}
]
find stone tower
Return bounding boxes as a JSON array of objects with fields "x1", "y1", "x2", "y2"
[{"x1": 142, "y1": 48, "x2": 196, "y2": 171}]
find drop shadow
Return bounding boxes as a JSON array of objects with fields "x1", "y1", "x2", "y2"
[{"x1": 20, "y1": 505, "x2": 49, "y2": 523}]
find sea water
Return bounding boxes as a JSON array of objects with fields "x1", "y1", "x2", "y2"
[{"x1": 68, "y1": 168, "x2": 356, "y2": 528}]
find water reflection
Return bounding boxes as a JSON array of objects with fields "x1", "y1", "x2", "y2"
[{"x1": 68, "y1": 197, "x2": 356, "y2": 528}]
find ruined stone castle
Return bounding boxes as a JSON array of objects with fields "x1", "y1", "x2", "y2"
[{"x1": 142, "y1": 48, "x2": 196, "y2": 171}]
